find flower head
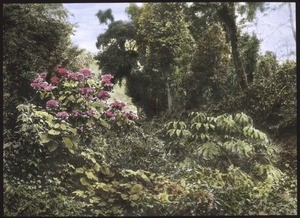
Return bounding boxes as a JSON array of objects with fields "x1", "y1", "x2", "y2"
[
  {"x1": 50, "y1": 76, "x2": 60, "y2": 85},
  {"x1": 101, "y1": 74, "x2": 113, "y2": 83},
  {"x1": 97, "y1": 90, "x2": 110, "y2": 100},
  {"x1": 56, "y1": 111, "x2": 69, "y2": 119},
  {"x1": 31, "y1": 82, "x2": 41, "y2": 89},
  {"x1": 80, "y1": 87, "x2": 94, "y2": 95},
  {"x1": 39, "y1": 72, "x2": 47, "y2": 79},
  {"x1": 40, "y1": 82, "x2": 49, "y2": 89},
  {"x1": 55, "y1": 67, "x2": 69, "y2": 77},
  {"x1": 79, "y1": 68, "x2": 93, "y2": 78},
  {"x1": 110, "y1": 101, "x2": 126, "y2": 110},
  {"x1": 103, "y1": 110, "x2": 115, "y2": 120},
  {"x1": 43, "y1": 84, "x2": 55, "y2": 91},
  {"x1": 33, "y1": 77, "x2": 44, "y2": 83},
  {"x1": 46, "y1": 99, "x2": 59, "y2": 108}
]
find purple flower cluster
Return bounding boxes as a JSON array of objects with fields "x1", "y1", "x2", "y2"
[
  {"x1": 79, "y1": 68, "x2": 93, "y2": 78},
  {"x1": 80, "y1": 87, "x2": 94, "y2": 99},
  {"x1": 50, "y1": 76, "x2": 60, "y2": 85},
  {"x1": 97, "y1": 90, "x2": 110, "y2": 100},
  {"x1": 101, "y1": 74, "x2": 114, "y2": 88},
  {"x1": 103, "y1": 110, "x2": 115, "y2": 120},
  {"x1": 55, "y1": 67, "x2": 69, "y2": 77},
  {"x1": 46, "y1": 99, "x2": 59, "y2": 108},
  {"x1": 56, "y1": 111, "x2": 69, "y2": 119},
  {"x1": 39, "y1": 72, "x2": 47, "y2": 78},
  {"x1": 69, "y1": 72, "x2": 85, "y2": 82},
  {"x1": 110, "y1": 101, "x2": 126, "y2": 110},
  {"x1": 31, "y1": 72, "x2": 56, "y2": 91},
  {"x1": 123, "y1": 111, "x2": 139, "y2": 121},
  {"x1": 70, "y1": 109, "x2": 95, "y2": 118}
]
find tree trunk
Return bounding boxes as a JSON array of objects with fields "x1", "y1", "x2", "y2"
[
  {"x1": 166, "y1": 73, "x2": 172, "y2": 110},
  {"x1": 160, "y1": 62, "x2": 173, "y2": 111},
  {"x1": 218, "y1": 3, "x2": 248, "y2": 89}
]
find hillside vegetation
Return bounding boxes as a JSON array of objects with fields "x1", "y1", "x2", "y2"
[{"x1": 3, "y1": 3, "x2": 297, "y2": 216}]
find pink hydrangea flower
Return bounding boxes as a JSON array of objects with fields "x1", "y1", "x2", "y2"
[
  {"x1": 50, "y1": 76, "x2": 60, "y2": 85},
  {"x1": 40, "y1": 82, "x2": 49, "y2": 88},
  {"x1": 69, "y1": 73, "x2": 78, "y2": 80},
  {"x1": 43, "y1": 84, "x2": 55, "y2": 91},
  {"x1": 127, "y1": 112, "x2": 139, "y2": 121},
  {"x1": 97, "y1": 90, "x2": 110, "y2": 100},
  {"x1": 69, "y1": 72, "x2": 84, "y2": 82},
  {"x1": 104, "y1": 82, "x2": 114, "y2": 88},
  {"x1": 46, "y1": 99, "x2": 59, "y2": 108},
  {"x1": 103, "y1": 110, "x2": 115, "y2": 120},
  {"x1": 79, "y1": 68, "x2": 93, "y2": 78},
  {"x1": 31, "y1": 82, "x2": 41, "y2": 89},
  {"x1": 33, "y1": 77, "x2": 44, "y2": 83},
  {"x1": 101, "y1": 74, "x2": 113, "y2": 83},
  {"x1": 110, "y1": 101, "x2": 126, "y2": 110},
  {"x1": 55, "y1": 67, "x2": 69, "y2": 77},
  {"x1": 80, "y1": 87, "x2": 94, "y2": 95},
  {"x1": 56, "y1": 111, "x2": 69, "y2": 119},
  {"x1": 39, "y1": 72, "x2": 47, "y2": 78}
]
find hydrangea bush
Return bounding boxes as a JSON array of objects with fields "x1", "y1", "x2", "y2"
[{"x1": 17, "y1": 67, "x2": 138, "y2": 153}]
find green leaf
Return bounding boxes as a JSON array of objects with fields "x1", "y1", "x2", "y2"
[
  {"x1": 72, "y1": 190, "x2": 87, "y2": 198},
  {"x1": 173, "y1": 121, "x2": 178, "y2": 129},
  {"x1": 85, "y1": 171, "x2": 98, "y2": 181},
  {"x1": 87, "y1": 79, "x2": 95, "y2": 87},
  {"x1": 157, "y1": 192, "x2": 171, "y2": 203},
  {"x1": 77, "y1": 98, "x2": 83, "y2": 103},
  {"x1": 47, "y1": 142, "x2": 58, "y2": 152},
  {"x1": 121, "y1": 194, "x2": 129, "y2": 200},
  {"x1": 63, "y1": 137, "x2": 74, "y2": 154},
  {"x1": 76, "y1": 168, "x2": 85, "y2": 173},
  {"x1": 58, "y1": 95, "x2": 66, "y2": 101},
  {"x1": 80, "y1": 177, "x2": 91, "y2": 186},
  {"x1": 48, "y1": 129, "x2": 60, "y2": 135},
  {"x1": 176, "y1": 129, "x2": 181, "y2": 136},
  {"x1": 130, "y1": 184, "x2": 143, "y2": 194},
  {"x1": 100, "y1": 119, "x2": 110, "y2": 129},
  {"x1": 94, "y1": 163, "x2": 101, "y2": 172},
  {"x1": 60, "y1": 123, "x2": 67, "y2": 130},
  {"x1": 68, "y1": 127, "x2": 77, "y2": 135},
  {"x1": 54, "y1": 123, "x2": 60, "y2": 129},
  {"x1": 130, "y1": 194, "x2": 140, "y2": 201},
  {"x1": 40, "y1": 133, "x2": 52, "y2": 144},
  {"x1": 168, "y1": 129, "x2": 176, "y2": 137},
  {"x1": 182, "y1": 130, "x2": 191, "y2": 136},
  {"x1": 179, "y1": 121, "x2": 186, "y2": 129}
]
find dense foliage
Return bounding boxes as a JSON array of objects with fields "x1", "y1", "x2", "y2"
[{"x1": 3, "y1": 2, "x2": 296, "y2": 216}]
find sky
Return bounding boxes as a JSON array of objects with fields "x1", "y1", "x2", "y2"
[{"x1": 63, "y1": 2, "x2": 296, "y2": 62}]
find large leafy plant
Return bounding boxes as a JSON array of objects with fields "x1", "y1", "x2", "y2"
[
  {"x1": 165, "y1": 112, "x2": 277, "y2": 175},
  {"x1": 16, "y1": 67, "x2": 138, "y2": 154}
]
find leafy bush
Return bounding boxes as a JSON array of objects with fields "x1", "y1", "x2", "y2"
[
  {"x1": 213, "y1": 59, "x2": 296, "y2": 135},
  {"x1": 164, "y1": 111, "x2": 296, "y2": 215}
]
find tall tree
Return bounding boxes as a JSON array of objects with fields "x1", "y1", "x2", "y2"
[
  {"x1": 188, "y1": 2, "x2": 265, "y2": 89},
  {"x1": 135, "y1": 3, "x2": 194, "y2": 112},
  {"x1": 94, "y1": 19, "x2": 138, "y2": 82}
]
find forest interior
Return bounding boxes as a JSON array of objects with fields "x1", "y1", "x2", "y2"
[{"x1": 3, "y1": 2, "x2": 297, "y2": 216}]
